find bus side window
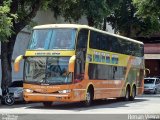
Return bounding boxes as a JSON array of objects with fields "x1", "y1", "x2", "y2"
[
  {"x1": 76, "y1": 29, "x2": 88, "y2": 49},
  {"x1": 96, "y1": 35, "x2": 101, "y2": 50}
]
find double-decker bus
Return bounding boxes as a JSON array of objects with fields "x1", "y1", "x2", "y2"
[{"x1": 14, "y1": 24, "x2": 144, "y2": 107}]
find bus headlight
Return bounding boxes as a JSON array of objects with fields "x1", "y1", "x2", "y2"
[
  {"x1": 58, "y1": 90, "x2": 71, "y2": 94},
  {"x1": 24, "y1": 89, "x2": 33, "y2": 93}
]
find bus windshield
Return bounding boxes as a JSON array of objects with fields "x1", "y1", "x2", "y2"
[
  {"x1": 28, "y1": 28, "x2": 76, "y2": 50},
  {"x1": 25, "y1": 57, "x2": 72, "y2": 84}
]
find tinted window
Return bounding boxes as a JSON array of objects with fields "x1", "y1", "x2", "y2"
[
  {"x1": 88, "y1": 63, "x2": 125, "y2": 80},
  {"x1": 89, "y1": 31, "x2": 97, "y2": 49},
  {"x1": 89, "y1": 30, "x2": 143, "y2": 57},
  {"x1": 76, "y1": 29, "x2": 88, "y2": 49},
  {"x1": 101, "y1": 35, "x2": 108, "y2": 50}
]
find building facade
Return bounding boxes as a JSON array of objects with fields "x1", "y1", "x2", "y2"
[{"x1": 144, "y1": 43, "x2": 160, "y2": 77}]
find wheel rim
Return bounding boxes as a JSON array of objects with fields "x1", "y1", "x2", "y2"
[
  {"x1": 86, "y1": 92, "x2": 91, "y2": 103},
  {"x1": 126, "y1": 89, "x2": 129, "y2": 100}
]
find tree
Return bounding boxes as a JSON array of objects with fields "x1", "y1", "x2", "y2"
[
  {"x1": 133, "y1": 0, "x2": 160, "y2": 34},
  {"x1": 106, "y1": 0, "x2": 160, "y2": 38},
  {"x1": 50, "y1": 0, "x2": 120, "y2": 28},
  {"x1": 133, "y1": 0, "x2": 160, "y2": 18},
  {"x1": 0, "y1": 0, "x2": 15, "y2": 91},
  {"x1": 0, "y1": 0, "x2": 13, "y2": 42},
  {"x1": 106, "y1": 0, "x2": 141, "y2": 37},
  {"x1": 0, "y1": 0, "x2": 49, "y2": 91}
]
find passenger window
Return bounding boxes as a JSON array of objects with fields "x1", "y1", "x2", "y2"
[{"x1": 76, "y1": 29, "x2": 88, "y2": 49}]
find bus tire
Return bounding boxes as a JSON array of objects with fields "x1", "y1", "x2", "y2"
[
  {"x1": 42, "y1": 102, "x2": 53, "y2": 107},
  {"x1": 124, "y1": 86, "x2": 130, "y2": 101},
  {"x1": 130, "y1": 86, "x2": 136, "y2": 101},
  {"x1": 82, "y1": 88, "x2": 94, "y2": 107}
]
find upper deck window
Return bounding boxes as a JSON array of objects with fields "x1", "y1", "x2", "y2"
[
  {"x1": 89, "y1": 30, "x2": 144, "y2": 57},
  {"x1": 28, "y1": 28, "x2": 76, "y2": 50}
]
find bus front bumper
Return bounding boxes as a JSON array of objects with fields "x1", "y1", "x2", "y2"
[{"x1": 24, "y1": 93, "x2": 74, "y2": 102}]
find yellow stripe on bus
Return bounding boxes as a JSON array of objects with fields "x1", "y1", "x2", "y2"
[{"x1": 87, "y1": 48, "x2": 130, "y2": 67}]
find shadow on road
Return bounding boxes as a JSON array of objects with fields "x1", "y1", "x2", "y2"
[
  {"x1": 24, "y1": 97, "x2": 148, "y2": 111},
  {"x1": 0, "y1": 102, "x2": 38, "y2": 109},
  {"x1": 1, "y1": 94, "x2": 158, "y2": 110}
]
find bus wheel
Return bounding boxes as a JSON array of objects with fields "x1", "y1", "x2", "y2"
[
  {"x1": 130, "y1": 86, "x2": 136, "y2": 101},
  {"x1": 124, "y1": 86, "x2": 130, "y2": 101},
  {"x1": 42, "y1": 102, "x2": 52, "y2": 107},
  {"x1": 82, "y1": 89, "x2": 93, "y2": 107}
]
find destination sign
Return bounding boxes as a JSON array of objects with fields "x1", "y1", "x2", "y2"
[{"x1": 35, "y1": 52, "x2": 60, "y2": 56}]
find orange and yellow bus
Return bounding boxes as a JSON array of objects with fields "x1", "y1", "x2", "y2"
[{"x1": 14, "y1": 24, "x2": 144, "y2": 107}]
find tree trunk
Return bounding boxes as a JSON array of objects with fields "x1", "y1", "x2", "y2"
[
  {"x1": 126, "y1": 25, "x2": 131, "y2": 37},
  {"x1": 87, "y1": 16, "x2": 94, "y2": 27},
  {"x1": 0, "y1": 0, "x2": 41, "y2": 93},
  {"x1": 103, "y1": 18, "x2": 107, "y2": 31},
  {"x1": 1, "y1": 34, "x2": 17, "y2": 91}
]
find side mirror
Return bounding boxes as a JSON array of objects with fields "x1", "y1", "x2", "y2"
[
  {"x1": 14, "y1": 55, "x2": 23, "y2": 72},
  {"x1": 68, "y1": 55, "x2": 76, "y2": 73}
]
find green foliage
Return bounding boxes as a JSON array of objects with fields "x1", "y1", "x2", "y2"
[
  {"x1": 0, "y1": 0, "x2": 51, "y2": 42},
  {"x1": 0, "y1": 1, "x2": 13, "y2": 42},
  {"x1": 106, "y1": 0, "x2": 160, "y2": 37},
  {"x1": 133, "y1": 0, "x2": 160, "y2": 35},
  {"x1": 0, "y1": 0, "x2": 51, "y2": 89},
  {"x1": 107, "y1": 0, "x2": 137, "y2": 36},
  {"x1": 50, "y1": 0, "x2": 84, "y2": 22},
  {"x1": 133, "y1": 0, "x2": 160, "y2": 18},
  {"x1": 50, "y1": 0, "x2": 121, "y2": 27},
  {"x1": 82, "y1": 0, "x2": 110, "y2": 25}
]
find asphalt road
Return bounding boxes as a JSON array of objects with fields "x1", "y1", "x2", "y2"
[{"x1": 0, "y1": 94, "x2": 160, "y2": 120}]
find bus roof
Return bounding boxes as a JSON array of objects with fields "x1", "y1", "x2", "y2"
[{"x1": 33, "y1": 24, "x2": 143, "y2": 45}]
